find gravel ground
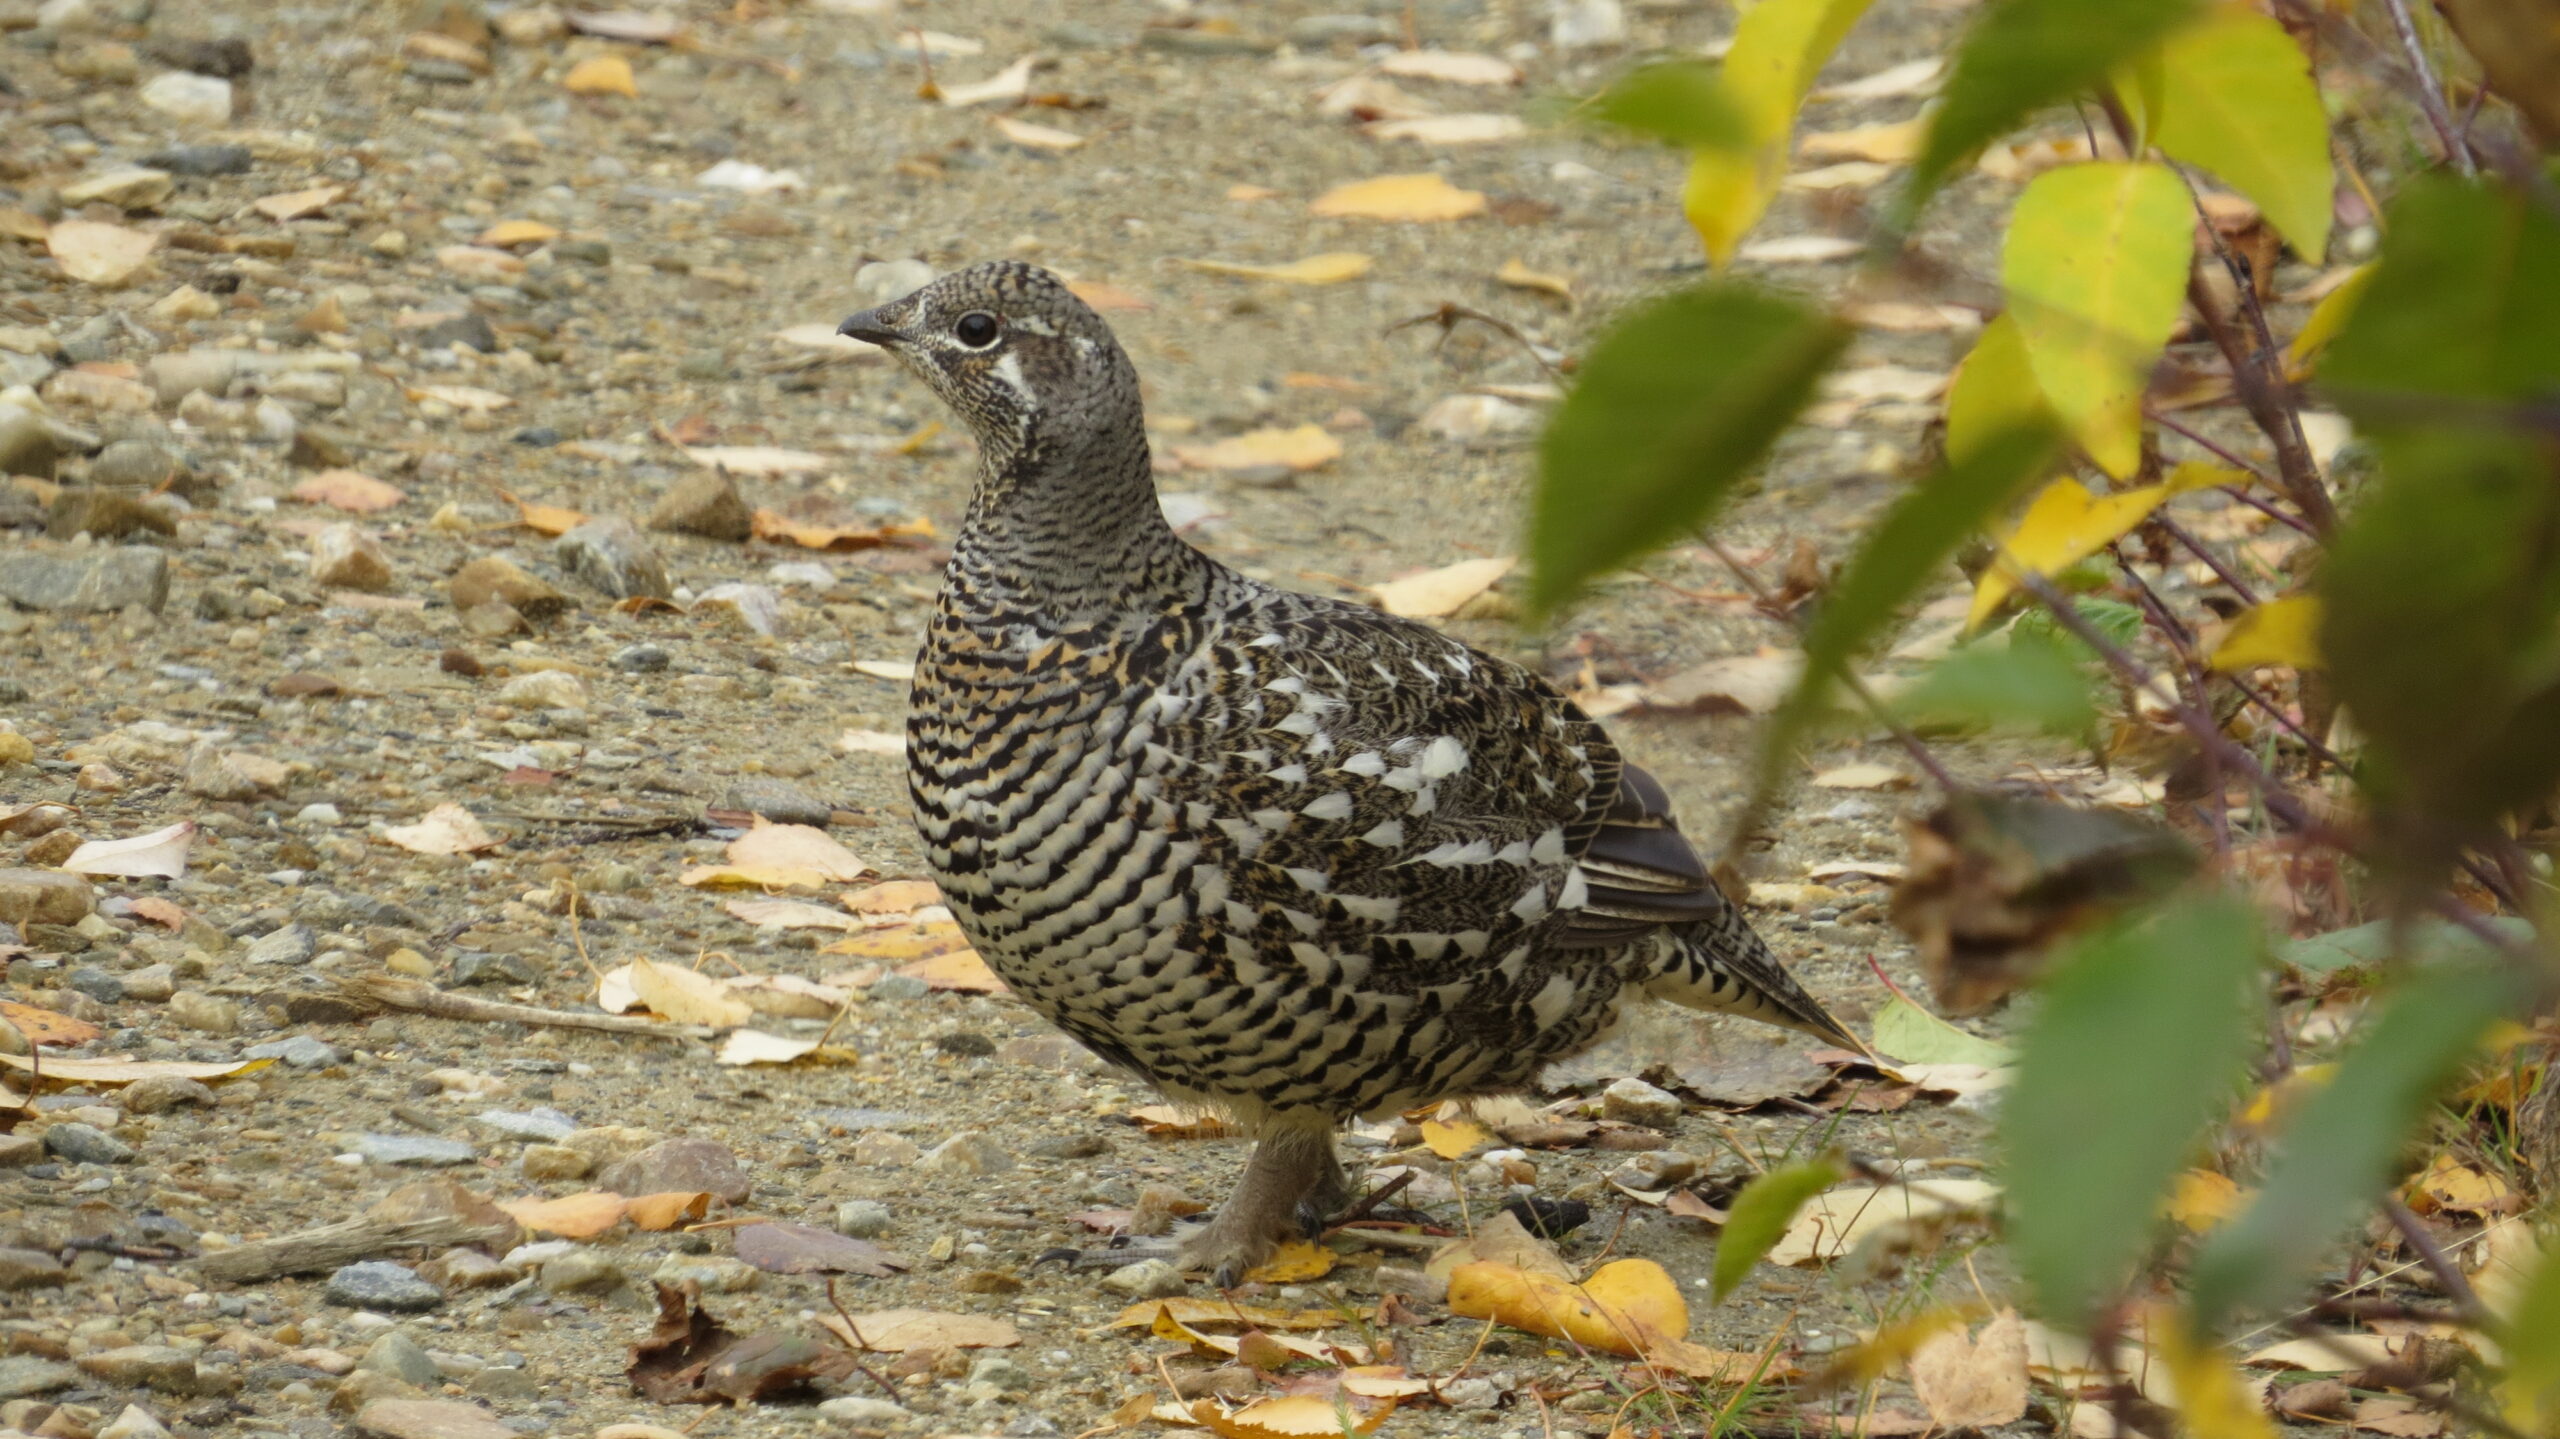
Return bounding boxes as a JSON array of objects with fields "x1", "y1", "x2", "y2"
[{"x1": 0, "y1": 0, "x2": 2200, "y2": 1435}]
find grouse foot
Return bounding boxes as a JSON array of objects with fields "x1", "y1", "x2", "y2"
[{"x1": 1043, "y1": 1126, "x2": 1353, "y2": 1288}]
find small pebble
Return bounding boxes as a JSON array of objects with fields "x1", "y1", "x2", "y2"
[{"x1": 325, "y1": 1261, "x2": 444, "y2": 1313}]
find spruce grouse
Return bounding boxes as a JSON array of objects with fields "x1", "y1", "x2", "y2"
[{"x1": 840, "y1": 261, "x2": 1865, "y2": 1283}]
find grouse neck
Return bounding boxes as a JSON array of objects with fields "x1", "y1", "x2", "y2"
[{"x1": 947, "y1": 440, "x2": 1211, "y2": 625}]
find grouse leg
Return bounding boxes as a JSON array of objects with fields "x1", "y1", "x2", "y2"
[{"x1": 1180, "y1": 1122, "x2": 1345, "y2": 1288}]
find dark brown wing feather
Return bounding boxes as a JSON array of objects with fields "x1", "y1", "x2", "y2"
[{"x1": 1555, "y1": 761, "x2": 1735, "y2": 948}]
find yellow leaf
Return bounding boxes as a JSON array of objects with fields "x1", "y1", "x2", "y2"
[
  {"x1": 2157, "y1": 1314, "x2": 2278, "y2": 1439},
  {"x1": 2286, "y1": 263, "x2": 2376, "y2": 378},
  {"x1": 2003, "y1": 161, "x2": 2194, "y2": 478},
  {"x1": 1968, "y1": 478, "x2": 2173, "y2": 630},
  {"x1": 1189, "y1": 1393, "x2": 1393, "y2": 1439},
  {"x1": 819, "y1": 920, "x2": 972, "y2": 961},
  {"x1": 897, "y1": 946, "x2": 1007, "y2": 993},
  {"x1": 1308, "y1": 173, "x2": 1486, "y2": 222},
  {"x1": 563, "y1": 54, "x2": 637, "y2": 97},
  {"x1": 1130, "y1": 1104, "x2": 1238, "y2": 1140},
  {"x1": 1419, "y1": 1117, "x2": 1492, "y2": 1159},
  {"x1": 1172, "y1": 424, "x2": 1343, "y2": 473},
  {"x1": 1244, "y1": 1240, "x2": 1337, "y2": 1283},
  {"x1": 680, "y1": 820, "x2": 871, "y2": 890},
  {"x1": 499, "y1": 1191, "x2": 627, "y2": 1238},
  {"x1": 2208, "y1": 595, "x2": 2322, "y2": 672},
  {"x1": 1684, "y1": 0, "x2": 1877, "y2": 266},
  {"x1": 1368, "y1": 556, "x2": 1514, "y2": 619},
  {"x1": 2166, "y1": 460, "x2": 2251, "y2": 494},
  {"x1": 628, "y1": 958, "x2": 755, "y2": 1028},
  {"x1": 2136, "y1": 6, "x2": 2333, "y2": 261},
  {"x1": 1180, "y1": 253, "x2": 1373, "y2": 285},
  {"x1": 1494, "y1": 257, "x2": 1572, "y2": 300},
  {"x1": 715, "y1": 1029, "x2": 823, "y2": 1066},
  {"x1": 1447, "y1": 1257, "x2": 1688, "y2": 1357},
  {"x1": 0, "y1": 1052, "x2": 272, "y2": 1084},
  {"x1": 1944, "y1": 312, "x2": 2047, "y2": 465},
  {"x1": 475, "y1": 219, "x2": 560, "y2": 248},
  {"x1": 2166, "y1": 1169, "x2": 2243, "y2": 1232},
  {"x1": 1108, "y1": 1299, "x2": 1338, "y2": 1332},
  {"x1": 626, "y1": 1191, "x2": 712, "y2": 1230},
  {"x1": 1799, "y1": 117, "x2": 1924, "y2": 163},
  {"x1": 2406, "y1": 1153, "x2": 2515, "y2": 1215},
  {"x1": 1909, "y1": 1309, "x2": 2030, "y2": 1430}
]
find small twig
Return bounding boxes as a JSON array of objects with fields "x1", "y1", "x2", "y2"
[
  {"x1": 2279, "y1": 1314, "x2": 2534, "y2": 1439},
  {"x1": 564, "y1": 879, "x2": 602, "y2": 984},
  {"x1": 1383, "y1": 304, "x2": 1562, "y2": 381},
  {"x1": 2148, "y1": 513, "x2": 2260, "y2": 607},
  {"x1": 2379, "y1": 1197, "x2": 2492, "y2": 1325},
  {"x1": 1321, "y1": 1170, "x2": 1416, "y2": 1236},
  {"x1": 821, "y1": 1276, "x2": 905, "y2": 1399},
  {"x1": 2148, "y1": 414, "x2": 2318, "y2": 537},
  {"x1": 2380, "y1": 0, "x2": 2476, "y2": 175},
  {"x1": 1697, "y1": 535, "x2": 1960, "y2": 794},
  {"x1": 332, "y1": 972, "x2": 714, "y2": 1039}
]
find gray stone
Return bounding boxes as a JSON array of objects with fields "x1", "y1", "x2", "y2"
[
  {"x1": 0, "y1": 546, "x2": 168, "y2": 612},
  {"x1": 716, "y1": 777, "x2": 832, "y2": 827},
  {"x1": 358, "y1": 1331, "x2": 443, "y2": 1388},
  {"x1": 1599, "y1": 1076, "x2": 1682, "y2": 1129},
  {"x1": 967, "y1": 1354, "x2": 1033, "y2": 1392},
  {"x1": 67, "y1": 963, "x2": 125, "y2": 1003},
  {"x1": 0, "y1": 868, "x2": 95, "y2": 926},
  {"x1": 473, "y1": 1107, "x2": 578, "y2": 1142},
  {"x1": 1101, "y1": 1258, "x2": 1184, "y2": 1298},
  {"x1": 244, "y1": 1035, "x2": 344, "y2": 1068},
  {"x1": 609, "y1": 642, "x2": 670, "y2": 673},
  {"x1": 351, "y1": 1398, "x2": 518, "y2": 1439},
  {"x1": 0, "y1": 1246, "x2": 67, "y2": 1290},
  {"x1": 449, "y1": 951, "x2": 540, "y2": 987},
  {"x1": 144, "y1": 142, "x2": 254, "y2": 176},
  {"x1": 1289, "y1": 13, "x2": 1394, "y2": 44},
  {"x1": 97, "y1": 1403, "x2": 173, "y2": 1439},
  {"x1": 553, "y1": 516, "x2": 672, "y2": 600},
  {"x1": 833, "y1": 1199, "x2": 893, "y2": 1238},
  {"x1": 75, "y1": 1345, "x2": 197, "y2": 1394},
  {"x1": 119, "y1": 1073, "x2": 215, "y2": 1114},
  {"x1": 44, "y1": 1120, "x2": 135, "y2": 1165},
  {"x1": 60, "y1": 166, "x2": 174, "y2": 211},
  {"x1": 243, "y1": 923, "x2": 316, "y2": 966},
  {"x1": 353, "y1": 1133, "x2": 480, "y2": 1167},
  {"x1": 818, "y1": 1395, "x2": 914, "y2": 1425},
  {"x1": 644, "y1": 467, "x2": 752, "y2": 540},
  {"x1": 868, "y1": 974, "x2": 930, "y2": 1003},
  {"x1": 413, "y1": 312, "x2": 498, "y2": 353},
  {"x1": 87, "y1": 438, "x2": 179, "y2": 489},
  {"x1": 536, "y1": 1250, "x2": 619, "y2": 1294},
  {"x1": 168, "y1": 990, "x2": 239, "y2": 1035},
  {"x1": 0, "y1": 1355, "x2": 78, "y2": 1399},
  {"x1": 594, "y1": 1136, "x2": 751, "y2": 1203},
  {"x1": 0, "y1": 1134, "x2": 45, "y2": 1167},
  {"x1": 120, "y1": 962, "x2": 178, "y2": 1002},
  {"x1": 327, "y1": 1261, "x2": 445, "y2": 1312},
  {"x1": 648, "y1": 1253, "x2": 759, "y2": 1292},
  {"x1": 920, "y1": 1130, "x2": 1012, "y2": 1177},
  {"x1": 464, "y1": 1365, "x2": 537, "y2": 1399}
]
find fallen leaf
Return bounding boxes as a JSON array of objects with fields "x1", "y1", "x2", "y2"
[
  {"x1": 2243, "y1": 1334, "x2": 2399, "y2": 1371},
  {"x1": 771, "y1": 322, "x2": 885, "y2": 357},
  {"x1": 2351, "y1": 1397, "x2": 2446, "y2": 1437},
  {"x1": 1494, "y1": 257, "x2": 1571, "y2": 300},
  {"x1": 2168, "y1": 1169, "x2": 2244, "y2": 1232},
  {"x1": 1172, "y1": 424, "x2": 1343, "y2": 473},
  {"x1": 1132, "y1": 1103, "x2": 1239, "y2": 1140},
  {"x1": 130, "y1": 897, "x2": 188, "y2": 930},
  {"x1": 837, "y1": 728, "x2": 906, "y2": 757},
  {"x1": 679, "y1": 821, "x2": 870, "y2": 890},
  {"x1": 1425, "y1": 1211, "x2": 1573, "y2": 1286},
  {"x1": 1191, "y1": 1394, "x2": 1394, "y2": 1439},
  {"x1": 1764, "y1": 1179, "x2": 2002, "y2": 1267},
  {"x1": 716, "y1": 1030, "x2": 823, "y2": 1066},
  {"x1": 1364, "y1": 114, "x2": 1525, "y2": 144},
  {"x1": 381, "y1": 804, "x2": 501, "y2": 855},
  {"x1": 1629, "y1": 650, "x2": 1802, "y2": 717},
  {"x1": 1243, "y1": 1240, "x2": 1336, "y2": 1283},
  {"x1": 1419, "y1": 1117, "x2": 1491, "y2": 1160},
  {"x1": 899, "y1": 945, "x2": 1006, "y2": 993},
  {"x1": 1810, "y1": 762, "x2": 1910, "y2": 791},
  {"x1": 685, "y1": 445, "x2": 832, "y2": 476},
  {"x1": 627, "y1": 1192, "x2": 712, "y2": 1230},
  {"x1": 47, "y1": 220, "x2": 158, "y2": 286},
  {"x1": 1800, "y1": 118, "x2": 1925, "y2": 164},
  {"x1": 843, "y1": 880, "x2": 942, "y2": 915},
  {"x1": 1367, "y1": 556, "x2": 1513, "y2": 618},
  {"x1": 1785, "y1": 161, "x2": 1896, "y2": 192},
  {"x1": 1309, "y1": 173, "x2": 1487, "y2": 222},
  {"x1": 1812, "y1": 57, "x2": 1944, "y2": 101},
  {"x1": 853, "y1": 659, "x2": 916, "y2": 682},
  {"x1": 821, "y1": 1308, "x2": 1022, "y2": 1352},
  {"x1": 1376, "y1": 50, "x2": 1520, "y2": 85},
  {"x1": 2406, "y1": 1153, "x2": 2515, "y2": 1215},
  {"x1": 563, "y1": 54, "x2": 638, "y2": 97},
  {"x1": 731, "y1": 1222, "x2": 907, "y2": 1277},
  {"x1": 476, "y1": 219, "x2": 560, "y2": 248},
  {"x1": 992, "y1": 114, "x2": 1084, "y2": 149},
  {"x1": 1739, "y1": 234, "x2": 1865, "y2": 264},
  {"x1": 1227, "y1": 183, "x2": 1282, "y2": 202},
  {"x1": 0, "y1": 1000, "x2": 101, "y2": 1048},
  {"x1": 723, "y1": 898, "x2": 860, "y2": 931},
  {"x1": 500, "y1": 491, "x2": 585, "y2": 535},
  {"x1": 941, "y1": 56, "x2": 1034, "y2": 108},
  {"x1": 1109, "y1": 1299, "x2": 1339, "y2": 1332},
  {"x1": 725, "y1": 973, "x2": 849, "y2": 1021},
  {"x1": 629, "y1": 1284, "x2": 853, "y2": 1406},
  {"x1": 1909, "y1": 1309, "x2": 2030, "y2": 1429},
  {"x1": 1449, "y1": 1257, "x2": 1687, "y2": 1357},
  {"x1": 2208, "y1": 595, "x2": 2322, "y2": 672},
  {"x1": 292, "y1": 470, "x2": 405, "y2": 513},
  {"x1": 596, "y1": 964, "x2": 641, "y2": 1015},
  {"x1": 500, "y1": 1191, "x2": 628, "y2": 1238},
  {"x1": 1181, "y1": 253, "x2": 1374, "y2": 285},
  {"x1": 1064, "y1": 279, "x2": 1150, "y2": 311},
  {"x1": 628, "y1": 958, "x2": 754, "y2": 1028},
  {"x1": 62, "y1": 820, "x2": 194, "y2": 878},
  {"x1": 749, "y1": 509, "x2": 930, "y2": 552},
  {"x1": 821, "y1": 920, "x2": 972, "y2": 962}
]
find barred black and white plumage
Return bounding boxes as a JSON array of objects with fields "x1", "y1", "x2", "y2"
[{"x1": 840, "y1": 261, "x2": 1865, "y2": 1281}]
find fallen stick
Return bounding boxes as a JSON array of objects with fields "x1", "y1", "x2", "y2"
[
  {"x1": 196, "y1": 1212, "x2": 518, "y2": 1284},
  {"x1": 330, "y1": 973, "x2": 713, "y2": 1039}
]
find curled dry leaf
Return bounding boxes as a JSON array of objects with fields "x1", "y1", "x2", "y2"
[
  {"x1": 1738, "y1": 235, "x2": 1865, "y2": 264},
  {"x1": 1799, "y1": 118, "x2": 1926, "y2": 164},
  {"x1": 821, "y1": 1308, "x2": 1022, "y2": 1352},
  {"x1": 992, "y1": 114, "x2": 1084, "y2": 150},
  {"x1": 500, "y1": 1190, "x2": 628, "y2": 1238},
  {"x1": 1418, "y1": 1116, "x2": 1491, "y2": 1159},
  {"x1": 1172, "y1": 424, "x2": 1343, "y2": 473},
  {"x1": 1366, "y1": 556, "x2": 1513, "y2": 619},
  {"x1": 629, "y1": 1283, "x2": 854, "y2": 1406},
  {"x1": 1108, "y1": 1299, "x2": 1339, "y2": 1332},
  {"x1": 1309, "y1": 173, "x2": 1487, "y2": 222},
  {"x1": 724, "y1": 973, "x2": 849, "y2": 1021},
  {"x1": 596, "y1": 964, "x2": 641, "y2": 1014},
  {"x1": 0, "y1": 1052, "x2": 273, "y2": 1084},
  {"x1": 1909, "y1": 1309, "x2": 2031, "y2": 1430},
  {"x1": 1764, "y1": 1178, "x2": 2002, "y2": 1267},
  {"x1": 853, "y1": 659, "x2": 916, "y2": 682},
  {"x1": 292, "y1": 470, "x2": 406, "y2": 513},
  {"x1": 381, "y1": 804, "x2": 502, "y2": 856},
  {"x1": 749, "y1": 508, "x2": 932, "y2": 552},
  {"x1": 1786, "y1": 161, "x2": 1896, "y2": 192},
  {"x1": 940, "y1": 56, "x2": 1035, "y2": 108},
  {"x1": 628, "y1": 958, "x2": 755, "y2": 1028},
  {"x1": 62, "y1": 820, "x2": 194, "y2": 878},
  {"x1": 723, "y1": 897, "x2": 860, "y2": 931},
  {"x1": 1243, "y1": 1240, "x2": 1336, "y2": 1283},
  {"x1": 1447, "y1": 1256, "x2": 1686, "y2": 1357},
  {"x1": 1810, "y1": 763, "x2": 1911, "y2": 791},
  {"x1": 685, "y1": 445, "x2": 831, "y2": 476},
  {"x1": 844, "y1": 879, "x2": 943, "y2": 916},
  {"x1": 1132, "y1": 1103, "x2": 1238, "y2": 1139},
  {"x1": 1189, "y1": 1394, "x2": 1394, "y2": 1439},
  {"x1": 1181, "y1": 254, "x2": 1373, "y2": 285},
  {"x1": 627, "y1": 1191, "x2": 712, "y2": 1231}
]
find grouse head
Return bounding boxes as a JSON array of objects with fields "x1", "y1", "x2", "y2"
[{"x1": 840, "y1": 261, "x2": 1141, "y2": 469}]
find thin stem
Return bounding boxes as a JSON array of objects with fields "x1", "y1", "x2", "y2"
[
  {"x1": 2381, "y1": 0, "x2": 2477, "y2": 176},
  {"x1": 2149, "y1": 413, "x2": 2319, "y2": 537},
  {"x1": 2150, "y1": 513, "x2": 2261, "y2": 607},
  {"x1": 2379, "y1": 1196, "x2": 2492, "y2": 1324},
  {"x1": 1696, "y1": 534, "x2": 1960, "y2": 794}
]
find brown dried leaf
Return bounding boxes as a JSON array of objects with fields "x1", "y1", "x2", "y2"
[
  {"x1": 500, "y1": 1191, "x2": 628, "y2": 1238},
  {"x1": 1180, "y1": 254, "x2": 1373, "y2": 285},
  {"x1": 1308, "y1": 173, "x2": 1486, "y2": 222},
  {"x1": 292, "y1": 469, "x2": 406, "y2": 513},
  {"x1": 628, "y1": 958, "x2": 754, "y2": 1028},
  {"x1": 1909, "y1": 1310, "x2": 2030, "y2": 1429},
  {"x1": 1172, "y1": 424, "x2": 1343, "y2": 472},
  {"x1": 748, "y1": 508, "x2": 932, "y2": 551},
  {"x1": 1133, "y1": 1103, "x2": 1238, "y2": 1140},
  {"x1": 382, "y1": 804, "x2": 502, "y2": 856},
  {"x1": 629, "y1": 1283, "x2": 851, "y2": 1405},
  {"x1": 1366, "y1": 555, "x2": 1512, "y2": 619},
  {"x1": 730, "y1": 1222, "x2": 908, "y2": 1277},
  {"x1": 0, "y1": 1000, "x2": 101, "y2": 1048},
  {"x1": 820, "y1": 1308, "x2": 1022, "y2": 1352},
  {"x1": 626, "y1": 1191, "x2": 712, "y2": 1231},
  {"x1": 1107, "y1": 1299, "x2": 1339, "y2": 1332}
]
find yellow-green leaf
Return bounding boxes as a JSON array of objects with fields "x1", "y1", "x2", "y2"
[
  {"x1": 2157, "y1": 1315, "x2": 2279, "y2": 1439},
  {"x1": 2141, "y1": 6, "x2": 2333, "y2": 262},
  {"x1": 1944, "y1": 312, "x2": 2047, "y2": 463},
  {"x1": 1683, "y1": 0, "x2": 1876, "y2": 266},
  {"x1": 1968, "y1": 477, "x2": 2171, "y2": 629},
  {"x1": 2003, "y1": 161, "x2": 2194, "y2": 478},
  {"x1": 2285, "y1": 264, "x2": 2376, "y2": 377},
  {"x1": 2503, "y1": 1234, "x2": 2560, "y2": 1433},
  {"x1": 2208, "y1": 595, "x2": 2321, "y2": 671},
  {"x1": 2165, "y1": 459, "x2": 2250, "y2": 494}
]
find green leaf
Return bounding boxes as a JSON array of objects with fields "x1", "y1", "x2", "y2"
[
  {"x1": 1681, "y1": 0, "x2": 1876, "y2": 266},
  {"x1": 2001, "y1": 890, "x2": 2264, "y2": 1328},
  {"x1": 2139, "y1": 6, "x2": 2333, "y2": 261},
  {"x1": 1872, "y1": 994, "x2": 2015, "y2": 1067},
  {"x1": 2012, "y1": 596, "x2": 2145, "y2": 658},
  {"x1": 1714, "y1": 1155, "x2": 1843, "y2": 1301},
  {"x1": 1901, "y1": 0, "x2": 2203, "y2": 223},
  {"x1": 1944, "y1": 312, "x2": 2048, "y2": 465},
  {"x1": 1588, "y1": 61, "x2": 1748, "y2": 149},
  {"x1": 1528, "y1": 285, "x2": 1850, "y2": 615},
  {"x1": 2280, "y1": 915, "x2": 2539, "y2": 975},
  {"x1": 2504, "y1": 1240, "x2": 2560, "y2": 1433},
  {"x1": 2003, "y1": 161, "x2": 2195, "y2": 479},
  {"x1": 2318, "y1": 178, "x2": 2560, "y2": 896},
  {"x1": 2189, "y1": 962, "x2": 2531, "y2": 1326},
  {"x1": 1748, "y1": 422, "x2": 2061, "y2": 814},
  {"x1": 1893, "y1": 630, "x2": 2100, "y2": 737}
]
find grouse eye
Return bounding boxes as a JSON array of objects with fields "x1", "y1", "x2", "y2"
[{"x1": 953, "y1": 311, "x2": 1002, "y2": 349}]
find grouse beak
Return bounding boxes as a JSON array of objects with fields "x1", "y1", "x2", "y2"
[{"x1": 838, "y1": 307, "x2": 902, "y2": 347}]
